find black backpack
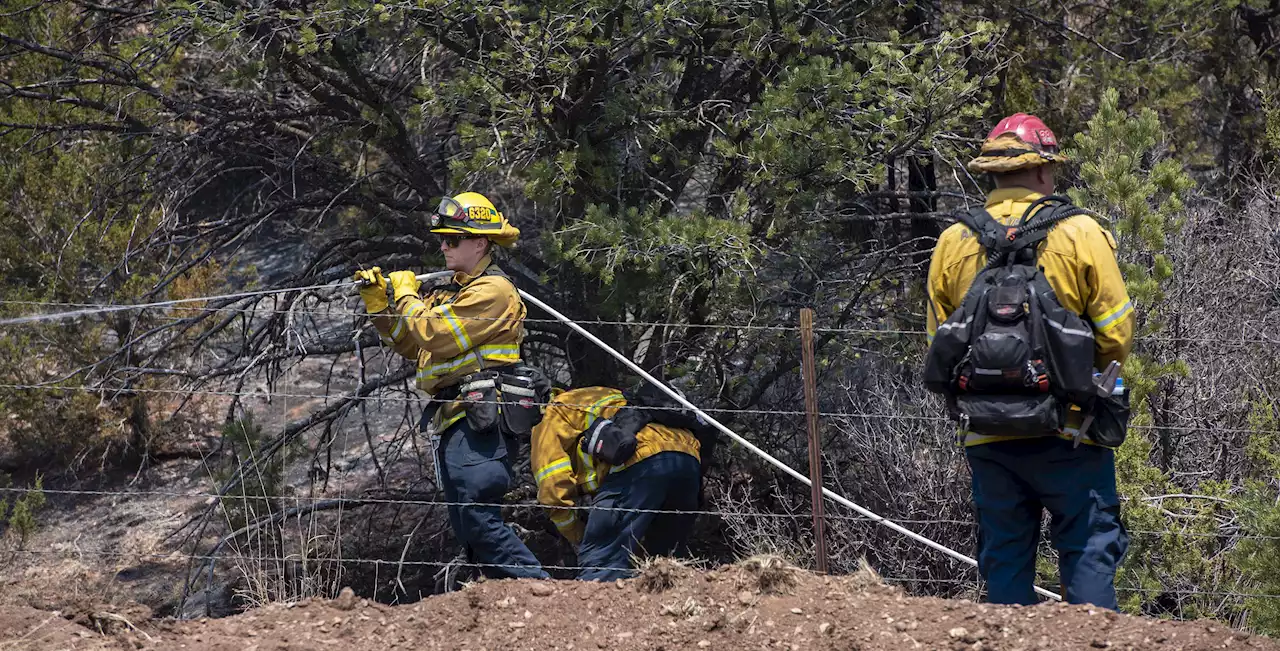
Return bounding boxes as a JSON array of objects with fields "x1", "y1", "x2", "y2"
[
  {"x1": 923, "y1": 195, "x2": 1099, "y2": 438},
  {"x1": 580, "y1": 381, "x2": 718, "y2": 470}
]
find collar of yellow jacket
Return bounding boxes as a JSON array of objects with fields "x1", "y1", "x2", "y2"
[
  {"x1": 452, "y1": 255, "x2": 494, "y2": 286},
  {"x1": 984, "y1": 187, "x2": 1045, "y2": 223}
]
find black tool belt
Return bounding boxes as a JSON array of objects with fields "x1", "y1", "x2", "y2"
[{"x1": 422, "y1": 364, "x2": 550, "y2": 437}]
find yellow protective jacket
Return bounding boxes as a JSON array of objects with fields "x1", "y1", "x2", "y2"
[
  {"x1": 370, "y1": 255, "x2": 525, "y2": 432},
  {"x1": 530, "y1": 387, "x2": 701, "y2": 545},
  {"x1": 926, "y1": 187, "x2": 1136, "y2": 446}
]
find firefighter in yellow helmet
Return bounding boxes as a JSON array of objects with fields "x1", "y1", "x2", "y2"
[
  {"x1": 924, "y1": 114, "x2": 1134, "y2": 609},
  {"x1": 353, "y1": 192, "x2": 547, "y2": 580},
  {"x1": 531, "y1": 384, "x2": 712, "y2": 581}
]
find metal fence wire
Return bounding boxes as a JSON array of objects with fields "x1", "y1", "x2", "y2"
[{"x1": 0, "y1": 289, "x2": 1276, "y2": 612}]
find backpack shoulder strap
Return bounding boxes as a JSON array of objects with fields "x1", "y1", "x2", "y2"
[
  {"x1": 957, "y1": 205, "x2": 1032, "y2": 270},
  {"x1": 1008, "y1": 196, "x2": 1095, "y2": 252},
  {"x1": 954, "y1": 206, "x2": 1009, "y2": 253},
  {"x1": 957, "y1": 196, "x2": 1097, "y2": 269}
]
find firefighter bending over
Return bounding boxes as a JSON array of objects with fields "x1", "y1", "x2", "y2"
[{"x1": 531, "y1": 384, "x2": 715, "y2": 581}]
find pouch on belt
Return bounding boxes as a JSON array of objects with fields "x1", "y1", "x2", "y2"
[
  {"x1": 497, "y1": 365, "x2": 551, "y2": 437},
  {"x1": 458, "y1": 371, "x2": 502, "y2": 433}
]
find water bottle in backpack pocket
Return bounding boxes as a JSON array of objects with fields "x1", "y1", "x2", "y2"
[{"x1": 1088, "y1": 377, "x2": 1130, "y2": 448}]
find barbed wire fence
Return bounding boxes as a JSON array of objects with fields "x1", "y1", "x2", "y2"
[
  {"x1": 0, "y1": 486, "x2": 1275, "y2": 600},
  {"x1": 0, "y1": 289, "x2": 1277, "y2": 620}
]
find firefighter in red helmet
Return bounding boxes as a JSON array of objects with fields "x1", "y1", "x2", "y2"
[{"x1": 925, "y1": 113, "x2": 1135, "y2": 609}]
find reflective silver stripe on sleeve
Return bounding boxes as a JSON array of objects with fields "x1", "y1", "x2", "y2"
[
  {"x1": 936, "y1": 315, "x2": 975, "y2": 333},
  {"x1": 1044, "y1": 318, "x2": 1095, "y2": 338},
  {"x1": 583, "y1": 419, "x2": 610, "y2": 458}
]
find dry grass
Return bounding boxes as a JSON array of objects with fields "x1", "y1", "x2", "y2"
[
  {"x1": 659, "y1": 596, "x2": 704, "y2": 619},
  {"x1": 0, "y1": 479, "x2": 205, "y2": 619},
  {"x1": 635, "y1": 556, "x2": 693, "y2": 593},
  {"x1": 848, "y1": 556, "x2": 885, "y2": 589},
  {"x1": 228, "y1": 524, "x2": 344, "y2": 609},
  {"x1": 737, "y1": 554, "x2": 800, "y2": 595}
]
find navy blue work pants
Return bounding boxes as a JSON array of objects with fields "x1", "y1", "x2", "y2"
[
  {"x1": 965, "y1": 437, "x2": 1128, "y2": 609},
  {"x1": 577, "y1": 451, "x2": 701, "y2": 582},
  {"x1": 435, "y1": 418, "x2": 547, "y2": 579}
]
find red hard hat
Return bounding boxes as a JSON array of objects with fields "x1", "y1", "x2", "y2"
[
  {"x1": 987, "y1": 113, "x2": 1059, "y2": 154},
  {"x1": 968, "y1": 112, "x2": 1068, "y2": 173}
]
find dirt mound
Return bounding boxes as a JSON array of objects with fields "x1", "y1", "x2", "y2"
[
  {"x1": 1, "y1": 558, "x2": 1275, "y2": 650},
  {"x1": 0, "y1": 604, "x2": 114, "y2": 650}
]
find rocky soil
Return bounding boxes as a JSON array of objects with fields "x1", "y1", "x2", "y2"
[{"x1": 0, "y1": 558, "x2": 1273, "y2": 651}]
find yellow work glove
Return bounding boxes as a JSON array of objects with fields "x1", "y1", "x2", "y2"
[
  {"x1": 387, "y1": 270, "x2": 421, "y2": 303},
  {"x1": 353, "y1": 266, "x2": 388, "y2": 314}
]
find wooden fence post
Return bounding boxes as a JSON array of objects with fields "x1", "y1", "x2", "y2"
[{"x1": 799, "y1": 308, "x2": 829, "y2": 573}]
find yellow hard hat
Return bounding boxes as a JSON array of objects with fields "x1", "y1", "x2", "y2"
[{"x1": 430, "y1": 191, "x2": 520, "y2": 248}]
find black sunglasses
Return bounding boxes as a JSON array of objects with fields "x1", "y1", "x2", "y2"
[{"x1": 440, "y1": 234, "x2": 483, "y2": 248}]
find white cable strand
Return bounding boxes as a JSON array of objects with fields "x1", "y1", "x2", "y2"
[
  {"x1": 516, "y1": 289, "x2": 1063, "y2": 601},
  {"x1": 0, "y1": 283, "x2": 345, "y2": 327},
  {"x1": 12, "y1": 485, "x2": 1280, "y2": 541},
  {"x1": 0, "y1": 272, "x2": 453, "y2": 328},
  {"x1": 0, "y1": 486, "x2": 977, "y2": 525},
  {"x1": 0, "y1": 295, "x2": 1269, "y2": 346}
]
